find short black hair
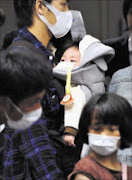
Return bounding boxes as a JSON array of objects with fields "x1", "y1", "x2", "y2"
[
  {"x1": 0, "y1": 49, "x2": 52, "y2": 104},
  {"x1": 79, "y1": 93, "x2": 132, "y2": 149},
  {"x1": 13, "y1": 0, "x2": 52, "y2": 28},
  {"x1": 55, "y1": 37, "x2": 82, "y2": 64},
  {"x1": 123, "y1": 0, "x2": 132, "y2": 25}
]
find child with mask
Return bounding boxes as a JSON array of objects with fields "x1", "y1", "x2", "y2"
[
  {"x1": 53, "y1": 35, "x2": 115, "y2": 147},
  {"x1": 68, "y1": 93, "x2": 132, "y2": 180}
]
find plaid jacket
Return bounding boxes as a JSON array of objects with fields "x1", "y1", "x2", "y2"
[
  {"x1": 3, "y1": 118, "x2": 64, "y2": 180},
  {"x1": 13, "y1": 28, "x2": 63, "y2": 131}
]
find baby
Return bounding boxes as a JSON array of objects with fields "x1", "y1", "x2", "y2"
[
  {"x1": 59, "y1": 44, "x2": 85, "y2": 147},
  {"x1": 53, "y1": 35, "x2": 115, "y2": 147}
]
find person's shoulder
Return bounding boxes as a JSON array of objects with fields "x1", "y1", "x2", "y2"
[
  {"x1": 111, "y1": 65, "x2": 132, "y2": 80},
  {"x1": 19, "y1": 118, "x2": 48, "y2": 137},
  {"x1": 75, "y1": 155, "x2": 96, "y2": 170},
  {"x1": 7, "y1": 39, "x2": 45, "y2": 60},
  {"x1": 7, "y1": 39, "x2": 35, "y2": 52},
  {"x1": 68, "y1": 156, "x2": 101, "y2": 180},
  {"x1": 29, "y1": 118, "x2": 47, "y2": 131},
  {"x1": 103, "y1": 34, "x2": 128, "y2": 48}
]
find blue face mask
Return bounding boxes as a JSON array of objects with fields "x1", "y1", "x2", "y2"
[
  {"x1": 37, "y1": 1, "x2": 73, "y2": 38},
  {"x1": 4, "y1": 98, "x2": 42, "y2": 130}
]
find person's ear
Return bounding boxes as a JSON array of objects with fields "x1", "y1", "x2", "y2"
[
  {"x1": 35, "y1": 0, "x2": 57, "y2": 25},
  {"x1": 35, "y1": 0, "x2": 46, "y2": 15},
  {"x1": 117, "y1": 138, "x2": 121, "y2": 148}
]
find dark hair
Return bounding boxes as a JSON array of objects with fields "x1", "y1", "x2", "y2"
[
  {"x1": 0, "y1": 49, "x2": 52, "y2": 104},
  {"x1": 0, "y1": 8, "x2": 5, "y2": 27},
  {"x1": 123, "y1": 0, "x2": 132, "y2": 25},
  {"x1": 13, "y1": 0, "x2": 52, "y2": 28},
  {"x1": 79, "y1": 93, "x2": 132, "y2": 149},
  {"x1": 55, "y1": 37, "x2": 82, "y2": 64},
  {"x1": 2, "y1": 29, "x2": 19, "y2": 49}
]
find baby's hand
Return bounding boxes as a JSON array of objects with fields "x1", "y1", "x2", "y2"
[{"x1": 63, "y1": 134, "x2": 76, "y2": 147}]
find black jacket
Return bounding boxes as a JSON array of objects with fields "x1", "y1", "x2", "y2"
[{"x1": 103, "y1": 34, "x2": 130, "y2": 77}]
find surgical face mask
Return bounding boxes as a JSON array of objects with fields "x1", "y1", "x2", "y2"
[
  {"x1": 88, "y1": 133, "x2": 120, "y2": 156},
  {"x1": 55, "y1": 61, "x2": 75, "y2": 70},
  {"x1": 53, "y1": 61, "x2": 75, "y2": 80},
  {"x1": 37, "y1": 1, "x2": 73, "y2": 38},
  {"x1": 4, "y1": 98, "x2": 42, "y2": 130}
]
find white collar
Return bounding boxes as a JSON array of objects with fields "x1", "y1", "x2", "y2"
[
  {"x1": 0, "y1": 124, "x2": 5, "y2": 133},
  {"x1": 128, "y1": 34, "x2": 132, "y2": 52}
]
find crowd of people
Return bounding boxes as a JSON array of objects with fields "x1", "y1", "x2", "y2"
[{"x1": 0, "y1": 0, "x2": 132, "y2": 179}]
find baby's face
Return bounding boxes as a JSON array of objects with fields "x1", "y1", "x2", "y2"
[{"x1": 60, "y1": 46, "x2": 81, "y2": 67}]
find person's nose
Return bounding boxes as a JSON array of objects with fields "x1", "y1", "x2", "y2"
[
  {"x1": 65, "y1": 59, "x2": 71, "y2": 62},
  {"x1": 100, "y1": 129, "x2": 109, "y2": 136}
]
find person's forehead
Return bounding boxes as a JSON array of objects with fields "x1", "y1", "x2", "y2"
[
  {"x1": 62, "y1": 47, "x2": 80, "y2": 58},
  {"x1": 90, "y1": 111, "x2": 104, "y2": 125},
  {"x1": 64, "y1": 46, "x2": 79, "y2": 53},
  {"x1": 90, "y1": 118, "x2": 101, "y2": 125}
]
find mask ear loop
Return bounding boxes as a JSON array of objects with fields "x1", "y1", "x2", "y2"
[
  {"x1": 4, "y1": 97, "x2": 23, "y2": 121},
  {"x1": 42, "y1": 1, "x2": 53, "y2": 11},
  {"x1": 43, "y1": 0, "x2": 48, "y2": 6},
  {"x1": 42, "y1": 0, "x2": 60, "y2": 15}
]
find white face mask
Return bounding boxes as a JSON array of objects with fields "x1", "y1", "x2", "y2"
[
  {"x1": 5, "y1": 98, "x2": 42, "y2": 130},
  {"x1": 55, "y1": 61, "x2": 75, "y2": 69},
  {"x1": 88, "y1": 133, "x2": 120, "y2": 156},
  {"x1": 37, "y1": 1, "x2": 73, "y2": 38},
  {"x1": 53, "y1": 62, "x2": 75, "y2": 80}
]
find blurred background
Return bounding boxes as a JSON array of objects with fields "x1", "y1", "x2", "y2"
[{"x1": 0, "y1": 0, "x2": 125, "y2": 46}]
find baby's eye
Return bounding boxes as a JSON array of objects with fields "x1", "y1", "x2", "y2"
[
  {"x1": 60, "y1": 59, "x2": 65, "y2": 62},
  {"x1": 71, "y1": 60, "x2": 75, "y2": 63}
]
